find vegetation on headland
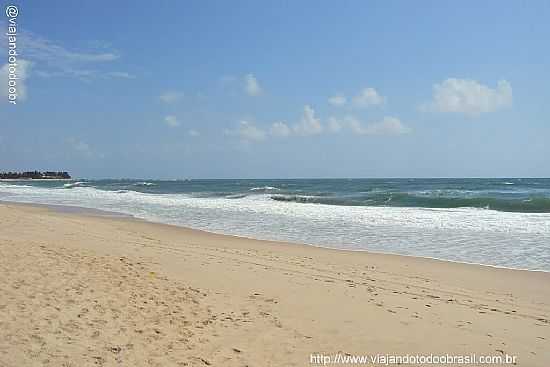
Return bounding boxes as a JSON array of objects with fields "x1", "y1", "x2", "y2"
[{"x1": 0, "y1": 171, "x2": 71, "y2": 179}]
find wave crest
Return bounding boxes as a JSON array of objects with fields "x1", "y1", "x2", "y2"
[{"x1": 271, "y1": 192, "x2": 550, "y2": 213}]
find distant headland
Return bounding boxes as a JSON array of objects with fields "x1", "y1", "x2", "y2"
[{"x1": 0, "y1": 171, "x2": 71, "y2": 180}]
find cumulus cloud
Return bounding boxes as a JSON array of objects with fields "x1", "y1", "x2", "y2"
[
  {"x1": 352, "y1": 87, "x2": 385, "y2": 108},
  {"x1": 188, "y1": 129, "x2": 200, "y2": 137},
  {"x1": 328, "y1": 94, "x2": 347, "y2": 106},
  {"x1": 270, "y1": 121, "x2": 291, "y2": 137},
  {"x1": 159, "y1": 91, "x2": 185, "y2": 104},
  {"x1": 353, "y1": 116, "x2": 410, "y2": 135},
  {"x1": 329, "y1": 116, "x2": 411, "y2": 136},
  {"x1": 422, "y1": 78, "x2": 512, "y2": 116},
  {"x1": 164, "y1": 115, "x2": 180, "y2": 128},
  {"x1": 227, "y1": 120, "x2": 295, "y2": 142},
  {"x1": 227, "y1": 120, "x2": 266, "y2": 142},
  {"x1": 224, "y1": 108, "x2": 408, "y2": 143},
  {"x1": 244, "y1": 74, "x2": 262, "y2": 96},
  {"x1": 1, "y1": 59, "x2": 31, "y2": 102},
  {"x1": 327, "y1": 117, "x2": 344, "y2": 133},
  {"x1": 293, "y1": 105, "x2": 323, "y2": 135},
  {"x1": 220, "y1": 73, "x2": 264, "y2": 96}
]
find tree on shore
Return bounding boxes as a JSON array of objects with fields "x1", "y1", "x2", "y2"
[{"x1": 0, "y1": 171, "x2": 71, "y2": 179}]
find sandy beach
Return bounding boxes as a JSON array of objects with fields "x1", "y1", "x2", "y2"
[{"x1": 0, "y1": 202, "x2": 549, "y2": 366}]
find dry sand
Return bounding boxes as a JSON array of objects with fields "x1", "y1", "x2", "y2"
[{"x1": 0, "y1": 202, "x2": 549, "y2": 366}]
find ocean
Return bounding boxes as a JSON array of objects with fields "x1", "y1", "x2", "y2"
[{"x1": 1, "y1": 178, "x2": 549, "y2": 271}]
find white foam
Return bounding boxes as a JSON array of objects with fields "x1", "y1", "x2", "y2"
[
  {"x1": 249, "y1": 186, "x2": 280, "y2": 191},
  {"x1": 1, "y1": 183, "x2": 549, "y2": 271},
  {"x1": 63, "y1": 181, "x2": 86, "y2": 189},
  {"x1": 134, "y1": 182, "x2": 156, "y2": 186}
]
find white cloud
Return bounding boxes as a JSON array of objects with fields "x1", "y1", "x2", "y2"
[
  {"x1": 328, "y1": 94, "x2": 347, "y2": 106},
  {"x1": 329, "y1": 116, "x2": 411, "y2": 135},
  {"x1": 244, "y1": 73, "x2": 262, "y2": 96},
  {"x1": 67, "y1": 137, "x2": 102, "y2": 158},
  {"x1": 293, "y1": 105, "x2": 323, "y2": 135},
  {"x1": 423, "y1": 78, "x2": 512, "y2": 116},
  {"x1": 327, "y1": 117, "x2": 343, "y2": 133},
  {"x1": 352, "y1": 87, "x2": 385, "y2": 108},
  {"x1": 106, "y1": 71, "x2": 135, "y2": 79},
  {"x1": 353, "y1": 116, "x2": 410, "y2": 135},
  {"x1": 222, "y1": 108, "x2": 408, "y2": 143},
  {"x1": 0, "y1": 25, "x2": 128, "y2": 81},
  {"x1": 159, "y1": 91, "x2": 185, "y2": 103},
  {"x1": 19, "y1": 32, "x2": 119, "y2": 64},
  {"x1": 270, "y1": 121, "x2": 291, "y2": 137},
  {"x1": 164, "y1": 115, "x2": 180, "y2": 127},
  {"x1": 33, "y1": 69, "x2": 94, "y2": 79},
  {"x1": 1, "y1": 59, "x2": 31, "y2": 102},
  {"x1": 220, "y1": 74, "x2": 263, "y2": 96},
  {"x1": 70, "y1": 139, "x2": 90, "y2": 153},
  {"x1": 188, "y1": 129, "x2": 200, "y2": 137},
  {"x1": 227, "y1": 120, "x2": 266, "y2": 142},
  {"x1": 227, "y1": 120, "x2": 292, "y2": 141},
  {"x1": 345, "y1": 117, "x2": 363, "y2": 134}
]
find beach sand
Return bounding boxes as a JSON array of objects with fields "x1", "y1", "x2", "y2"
[{"x1": 0, "y1": 202, "x2": 549, "y2": 366}]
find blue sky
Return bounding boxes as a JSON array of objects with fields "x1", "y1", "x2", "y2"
[{"x1": 1, "y1": 0, "x2": 549, "y2": 178}]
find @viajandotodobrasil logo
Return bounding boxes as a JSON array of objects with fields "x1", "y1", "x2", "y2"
[{"x1": 6, "y1": 4, "x2": 19, "y2": 105}]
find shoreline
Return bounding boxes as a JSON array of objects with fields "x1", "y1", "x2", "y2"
[
  {"x1": 1, "y1": 201, "x2": 549, "y2": 366},
  {"x1": 0, "y1": 200, "x2": 135, "y2": 218},
  {"x1": 2, "y1": 199, "x2": 549, "y2": 274}
]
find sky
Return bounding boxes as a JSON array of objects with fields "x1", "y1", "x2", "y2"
[{"x1": 1, "y1": 0, "x2": 549, "y2": 179}]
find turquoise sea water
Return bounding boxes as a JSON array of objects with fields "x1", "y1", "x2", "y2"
[{"x1": 1, "y1": 178, "x2": 549, "y2": 271}]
